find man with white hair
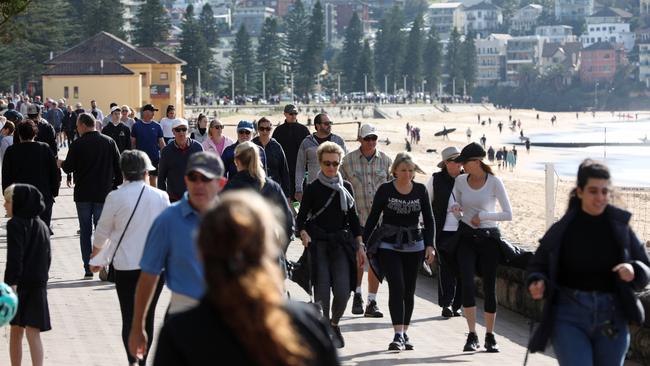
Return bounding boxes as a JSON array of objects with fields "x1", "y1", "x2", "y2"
[{"x1": 157, "y1": 119, "x2": 203, "y2": 202}]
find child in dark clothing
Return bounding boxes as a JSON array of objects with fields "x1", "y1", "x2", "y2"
[{"x1": 4, "y1": 183, "x2": 52, "y2": 366}]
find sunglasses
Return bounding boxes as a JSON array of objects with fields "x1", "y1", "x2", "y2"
[
  {"x1": 321, "y1": 160, "x2": 340, "y2": 167},
  {"x1": 187, "y1": 172, "x2": 213, "y2": 182},
  {"x1": 212, "y1": 125, "x2": 224, "y2": 129},
  {"x1": 238, "y1": 130, "x2": 251, "y2": 135},
  {"x1": 174, "y1": 127, "x2": 187, "y2": 132},
  {"x1": 288, "y1": 112, "x2": 298, "y2": 115},
  {"x1": 258, "y1": 127, "x2": 272, "y2": 132},
  {"x1": 121, "y1": 110, "x2": 129, "y2": 113},
  {"x1": 319, "y1": 122, "x2": 333, "y2": 126},
  {"x1": 363, "y1": 135, "x2": 378, "y2": 142}
]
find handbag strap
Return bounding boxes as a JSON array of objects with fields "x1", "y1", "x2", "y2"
[
  {"x1": 109, "y1": 185, "x2": 146, "y2": 265},
  {"x1": 307, "y1": 189, "x2": 337, "y2": 222}
]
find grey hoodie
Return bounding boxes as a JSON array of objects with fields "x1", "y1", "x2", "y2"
[{"x1": 294, "y1": 133, "x2": 347, "y2": 193}]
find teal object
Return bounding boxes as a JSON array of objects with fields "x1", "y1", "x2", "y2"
[{"x1": 0, "y1": 282, "x2": 18, "y2": 327}]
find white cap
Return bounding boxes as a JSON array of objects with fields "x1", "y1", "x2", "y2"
[
  {"x1": 359, "y1": 123, "x2": 378, "y2": 138},
  {"x1": 110, "y1": 106, "x2": 121, "y2": 113},
  {"x1": 172, "y1": 118, "x2": 188, "y2": 129}
]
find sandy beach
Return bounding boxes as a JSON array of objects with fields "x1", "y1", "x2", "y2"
[{"x1": 207, "y1": 105, "x2": 650, "y2": 247}]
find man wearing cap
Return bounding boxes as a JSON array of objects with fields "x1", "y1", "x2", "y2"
[
  {"x1": 26, "y1": 104, "x2": 57, "y2": 157},
  {"x1": 341, "y1": 123, "x2": 391, "y2": 318},
  {"x1": 157, "y1": 119, "x2": 203, "y2": 202},
  {"x1": 425, "y1": 146, "x2": 463, "y2": 318},
  {"x1": 102, "y1": 106, "x2": 132, "y2": 153},
  {"x1": 131, "y1": 104, "x2": 165, "y2": 186},
  {"x1": 294, "y1": 113, "x2": 347, "y2": 201},
  {"x1": 3, "y1": 102, "x2": 23, "y2": 123},
  {"x1": 60, "y1": 112, "x2": 122, "y2": 278},
  {"x1": 88, "y1": 150, "x2": 169, "y2": 366},
  {"x1": 101, "y1": 102, "x2": 119, "y2": 128},
  {"x1": 272, "y1": 104, "x2": 310, "y2": 199},
  {"x1": 159, "y1": 105, "x2": 177, "y2": 144},
  {"x1": 128, "y1": 152, "x2": 226, "y2": 359},
  {"x1": 221, "y1": 120, "x2": 267, "y2": 179}
]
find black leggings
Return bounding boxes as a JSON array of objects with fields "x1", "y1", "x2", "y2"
[
  {"x1": 456, "y1": 234, "x2": 500, "y2": 312},
  {"x1": 115, "y1": 269, "x2": 165, "y2": 365},
  {"x1": 378, "y1": 249, "x2": 424, "y2": 326}
]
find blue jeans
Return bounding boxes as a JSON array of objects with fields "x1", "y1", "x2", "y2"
[
  {"x1": 75, "y1": 202, "x2": 104, "y2": 271},
  {"x1": 552, "y1": 288, "x2": 630, "y2": 366}
]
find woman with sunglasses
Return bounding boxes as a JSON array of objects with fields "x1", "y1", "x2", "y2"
[
  {"x1": 190, "y1": 114, "x2": 209, "y2": 144},
  {"x1": 295, "y1": 142, "x2": 365, "y2": 349},
  {"x1": 202, "y1": 119, "x2": 233, "y2": 157},
  {"x1": 223, "y1": 141, "x2": 293, "y2": 249},
  {"x1": 451, "y1": 142, "x2": 512, "y2": 353},
  {"x1": 120, "y1": 105, "x2": 135, "y2": 130},
  {"x1": 527, "y1": 160, "x2": 650, "y2": 365},
  {"x1": 252, "y1": 117, "x2": 291, "y2": 198},
  {"x1": 363, "y1": 152, "x2": 435, "y2": 351}
]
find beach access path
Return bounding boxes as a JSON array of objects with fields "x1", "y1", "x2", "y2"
[{"x1": 0, "y1": 182, "x2": 567, "y2": 366}]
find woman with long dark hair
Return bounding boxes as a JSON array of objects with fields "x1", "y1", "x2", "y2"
[
  {"x1": 527, "y1": 159, "x2": 650, "y2": 365},
  {"x1": 153, "y1": 192, "x2": 339, "y2": 366},
  {"x1": 451, "y1": 142, "x2": 512, "y2": 353}
]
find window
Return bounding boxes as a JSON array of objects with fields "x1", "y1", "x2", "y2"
[
  {"x1": 63, "y1": 86, "x2": 69, "y2": 99},
  {"x1": 73, "y1": 86, "x2": 79, "y2": 98},
  {"x1": 160, "y1": 72, "x2": 168, "y2": 80}
]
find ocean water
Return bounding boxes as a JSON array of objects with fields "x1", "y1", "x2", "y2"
[{"x1": 523, "y1": 119, "x2": 650, "y2": 187}]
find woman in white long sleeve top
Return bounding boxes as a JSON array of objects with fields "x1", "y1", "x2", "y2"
[
  {"x1": 451, "y1": 142, "x2": 512, "y2": 354},
  {"x1": 89, "y1": 150, "x2": 170, "y2": 366}
]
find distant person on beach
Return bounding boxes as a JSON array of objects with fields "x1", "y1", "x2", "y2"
[
  {"x1": 506, "y1": 148, "x2": 516, "y2": 171},
  {"x1": 452, "y1": 143, "x2": 512, "y2": 353},
  {"x1": 466, "y1": 127, "x2": 472, "y2": 142},
  {"x1": 527, "y1": 160, "x2": 650, "y2": 365},
  {"x1": 480, "y1": 135, "x2": 486, "y2": 149},
  {"x1": 525, "y1": 139, "x2": 530, "y2": 153},
  {"x1": 495, "y1": 148, "x2": 503, "y2": 169},
  {"x1": 487, "y1": 146, "x2": 495, "y2": 162},
  {"x1": 497, "y1": 121, "x2": 503, "y2": 133}
]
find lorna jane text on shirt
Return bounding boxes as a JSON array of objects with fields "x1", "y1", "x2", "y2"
[{"x1": 387, "y1": 197, "x2": 421, "y2": 214}]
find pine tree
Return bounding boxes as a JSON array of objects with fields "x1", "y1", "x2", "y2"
[
  {"x1": 81, "y1": 0, "x2": 126, "y2": 39},
  {"x1": 283, "y1": 0, "x2": 308, "y2": 79},
  {"x1": 297, "y1": 1, "x2": 325, "y2": 96},
  {"x1": 228, "y1": 24, "x2": 255, "y2": 96},
  {"x1": 0, "y1": 0, "x2": 30, "y2": 31},
  {"x1": 373, "y1": 6, "x2": 405, "y2": 94},
  {"x1": 402, "y1": 13, "x2": 424, "y2": 93},
  {"x1": 257, "y1": 17, "x2": 283, "y2": 96},
  {"x1": 354, "y1": 40, "x2": 374, "y2": 92},
  {"x1": 339, "y1": 12, "x2": 363, "y2": 92},
  {"x1": 177, "y1": 5, "x2": 210, "y2": 96},
  {"x1": 461, "y1": 31, "x2": 478, "y2": 95},
  {"x1": 444, "y1": 27, "x2": 463, "y2": 94},
  {"x1": 198, "y1": 3, "x2": 219, "y2": 48},
  {"x1": 423, "y1": 25, "x2": 442, "y2": 94},
  {"x1": 132, "y1": 0, "x2": 171, "y2": 47},
  {"x1": 373, "y1": 17, "x2": 390, "y2": 92}
]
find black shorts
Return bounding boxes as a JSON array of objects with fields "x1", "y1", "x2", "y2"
[{"x1": 150, "y1": 160, "x2": 159, "y2": 176}]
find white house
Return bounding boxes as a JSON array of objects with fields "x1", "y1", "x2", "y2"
[
  {"x1": 427, "y1": 2, "x2": 465, "y2": 38},
  {"x1": 475, "y1": 33, "x2": 511, "y2": 87},
  {"x1": 580, "y1": 8, "x2": 635, "y2": 52},
  {"x1": 639, "y1": 43, "x2": 650, "y2": 87},
  {"x1": 555, "y1": 0, "x2": 593, "y2": 22},
  {"x1": 535, "y1": 25, "x2": 577, "y2": 43},
  {"x1": 506, "y1": 35, "x2": 546, "y2": 85},
  {"x1": 464, "y1": 1, "x2": 503, "y2": 37},
  {"x1": 510, "y1": 4, "x2": 543, "y2": 35}
]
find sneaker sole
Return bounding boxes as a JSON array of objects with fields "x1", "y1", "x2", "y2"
[
  {"x1": 388, "y1": 343, "x2": 404, "y2": 351},
  {"x1": 364, "y1": 312, "x2": 384, "y2": 318},
  {"x1": 485, "y1": 347, "x2": 500, "y2": 353},
  {"x1": 405, "y1": 344, "x2": 414, "y2": 351},
  {"x1": 351, "y1": 308, "x2": 364, "y2": 315},
  {"x1": 463, "y1": 345, "x2": 480, "y2": 352}
]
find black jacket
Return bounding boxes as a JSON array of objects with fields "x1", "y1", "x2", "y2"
[
  {"x1": 253, "y1": 136, "x2": 291, "y2": 197},
  {"x1": 272, "y1": 121, "x2": 310, "y2": 196},
  {"x1": 2, "y1": 141, "x2": 61, "y2": 204},
  {"x1": 222, "y1": 171, "x2": 294, "y2": 244},
  {"x1": 36, "y1": 119, "x2": 57, "y2": 157},
  {"x1": 61, "y1": 131, "x2": 122, "y2": 203},
  {"x1": 102, "y1": 122, "x2": 132, "y2": 152},
  {"x1": 431, "y1": 170, "x2": 455, "y2": 242},
  {"x1": 4, "y1": 184, "x2": 51, "y2": 288},
  {"x1": 154, "y1": 299, "x2": 340, "y2": 366},
  {"x1": 526, "y1": 205, "x2": 650, "y2": 353}
]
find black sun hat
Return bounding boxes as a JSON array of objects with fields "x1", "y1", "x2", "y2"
[{"x1": 455, "y1": 142, "x2": 486, "y2": 163}]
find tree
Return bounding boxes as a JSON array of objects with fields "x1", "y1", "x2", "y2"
[
  {"x1": 283, "y1": 0, "x2": 308, "y2": 78},
  {"x1": 80, "y1": 0, "x2": 126, "y2": 39},
  {"x1": 354, "y1": 40, "x2": 374, "y2": 92},
  {"x1": 403, "y1": 13, "x2": 424, "y2": 93},
  {"x1": 403, "y1": 0, "x2": 428, "y2": 22},
  {"x1": 177, "y1": 5, "x2": 211, "y2": 97},
  {"x1": 296, "y1": 0, "x2": 325, "y2": 95},
  {"x1": 132, "y1": 0, "x2": 170, "y2": 46},
  {"x1": 257, "y1": 17, "x2": 283, "y2": 96},
  {"x1": 198, "y1": 3, "x2": 218, "y2": 48},
  {"x1": 444, "y1": 27, "x2": 463, "y2": 94},
  {"x1": 0, "y1": 0, "x2": 31, "y2": 32},
  {"x1": 228, "y1": 24, "x2": 255, "y2": 96},
  {"x1": 339, "y1": 12, "x2": 363, "y2": 92},
  {"x1": 423, "y1": 25, "x2": 442, "y2": 94},
  {"x1": 373, "y1": 6, "x2": 405, "y2": 94},
  {"x1": 461, "y1": 31, "x2": 477, "y2": 95}
]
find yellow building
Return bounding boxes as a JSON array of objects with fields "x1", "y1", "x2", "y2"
[{"x1": 42, "y1": 32, "x2": 185, "y2": 121}]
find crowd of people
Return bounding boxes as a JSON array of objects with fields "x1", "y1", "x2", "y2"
[{"x1": 1, "y1": 96, "x2": 649, "y2": 366}]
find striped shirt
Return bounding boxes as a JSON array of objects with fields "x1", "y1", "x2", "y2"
[{"x1": 340, "y1": 148, "x2": 392, "y2": 226}]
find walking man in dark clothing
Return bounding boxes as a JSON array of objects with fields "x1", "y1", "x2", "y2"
[
  {"x1": 272, "y1": 104, "x2": 309, "y2": 200},
  {"x1": 252, "y1": 117, "x2": 291, "y2": 198},
  {"x1": 222, "y1": 120, "x2": 267, "y2": 179},
  {"x1": 26, "y1": 105, "x2": 57, "y2": 157},
  {"x1": 60, "y1": 113, "x2": 122, "y2": 279},
  {"x1": 2, "y1": 120, "x2": 60, "y2": 227},
  {"x1": 131, "y1": 104, "x2": 165, "y2": 187},
  {"x1": 157, "y1": 119, "x2": 203, "y2": 202},
  {"x1": 102, "y1": 106, "x2": 132, "y2": 153}
]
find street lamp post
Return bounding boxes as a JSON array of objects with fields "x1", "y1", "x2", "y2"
[
  {"x1": 384, "y1": 74, "x2": 388, "y2": 95},
  {"x1": 231, "y1": 70, "x2": 235, "y2": 102},
  {"x1": 403, "y1": 75, "x2": 407, "y2": 94},
  {"x1": 594, "y1": 81, "x2": 599, "y2": 110},
  {"x1": 337, "y1": 73, "x2": 341, "y2": 97},
  {"x1": 364, "y1": 74, "x2": 368, "y2": 95},
  {"x1": 262, "y1": 71, "x2": 266, "y2": 101}
]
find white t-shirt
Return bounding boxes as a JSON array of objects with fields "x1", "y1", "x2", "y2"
[
  {"x1": 452, "y1": 173, "x2": 512, "y2": 229},
  {"x1": 160, "y1": 117, "x2": 177, "y2": 138}
]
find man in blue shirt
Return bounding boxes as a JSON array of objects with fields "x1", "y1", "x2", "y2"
[
  {"x1": 131, "y1": 104, "x2": 165, "y2": 186},
  {"x1": 221, "y1": 120, "x2": 267, "y2": 178},
  {"x1": 128, "y1": 152, "x2": 225, "y2": 361}
]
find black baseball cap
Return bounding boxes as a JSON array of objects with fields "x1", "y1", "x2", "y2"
[
  {"x1": 185, "y1": 152, "x2": 224, "y2": 179},
  {"x1": 283, "y1": 104, "x2": 298, "y2": 114},
  {"x1": 142, "y1": 104, "x2": 159, "y2": 112},
  {"x1": 455, "y1": 142, "x2": 487, "y2": 163}
]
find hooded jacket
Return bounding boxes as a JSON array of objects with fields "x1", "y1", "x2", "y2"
[
  {"x1": 4, "y1": 184, "x2": 51, "y2": 288},
  {"x1": 526, "y1": 205, "x2": 650, "y2": 353}
]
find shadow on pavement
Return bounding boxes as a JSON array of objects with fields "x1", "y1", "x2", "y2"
[
  {"x1": 340, "y1": 350, "x2": 469, "y2": 365},
  {"x1": 48, "y1": 279, "x2": 114, "y2": 289}
]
